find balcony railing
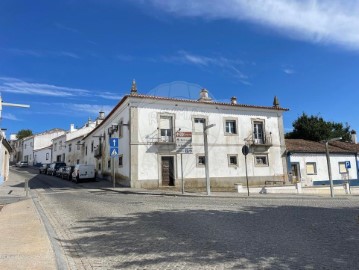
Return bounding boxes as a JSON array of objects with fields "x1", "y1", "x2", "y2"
[{"x1": 246, "y1": 132, "x2": 272, "y2": 146}]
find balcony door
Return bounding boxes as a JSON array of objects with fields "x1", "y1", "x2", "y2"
[
  {"x1": 160, "y1": 116, "x2": 173, "y2": 142},
  {"x1": 253, "y1": 121, "x2": 264, "y2": 144}
]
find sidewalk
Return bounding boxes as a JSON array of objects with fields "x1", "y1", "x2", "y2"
[{"x1": 0, "y1": 173, "x2": 57, "y2": 270}]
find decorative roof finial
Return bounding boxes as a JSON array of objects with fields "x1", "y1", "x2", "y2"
[
  {"x1": 273, "y1": 96, "x2": 279, "y2": 108},
  {"x1": 130, "y1": 79, "x2": 137, "y2": 95}
]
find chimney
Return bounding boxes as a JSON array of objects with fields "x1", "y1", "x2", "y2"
[
  {"x1": 231, "y1": 96, "x2": 237, "y2": 105},
  {"x1": 198, "y1": 88, "x2": 212, "y2": 102},
  {"x1": 70, "y1": 124, "x2": 76, "y2": 132},
  {"x1": 351, "y1": 130, "x2": 357, "y2": 144},
  {"x1": 273, "y1": 96, "x2": 280, "y2": 108},
  {"x1": 98, "y1": 111, "x2": 105, "y2": 120},
  {"x1": 130, "y1": 79, "x2": 137, "y2": 95}
]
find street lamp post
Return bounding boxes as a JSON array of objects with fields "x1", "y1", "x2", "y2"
[
  {"x1": 203, "y1": 123, "x2": 215, "y2": 196},
  {"x1": 324, "y1": 137, "x2": 342, "y2": 198}
]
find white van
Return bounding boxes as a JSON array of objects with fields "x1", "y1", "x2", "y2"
[{"x1": 72, "y1": 164, "x2": 96, "y2": 183}]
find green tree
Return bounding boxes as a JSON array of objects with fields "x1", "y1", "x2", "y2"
[
  {"x1": 16, "y1": 129, "x2": 33, "y2": 140},
  {"x1": 285, "y1": 113, "x2": 351, "y2": 142}
]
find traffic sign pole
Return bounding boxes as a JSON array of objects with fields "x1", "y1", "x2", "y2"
[
  {"x1": 181, "y1": 154, "x2": 184, "y2": 194},
  {"x1": 113, "y1": 157, "x2": 116, "y2": 188}
]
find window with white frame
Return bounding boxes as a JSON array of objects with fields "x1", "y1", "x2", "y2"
[
  {"x1": 160, "y1": 116, "x2": 173, "y2": 142},
  {"x1": 197, "y1": 155, "x2": 205, "y2": 166},
  {"x1": 194, "y1": 117, "x2": 206, "y2": 133},
  {"x1": 306, "y1": 162, "x2": 317, "y2": 175},
  {"x1": 255, "y1": 155, "x2": 268, "y2": 166},
  {"x1": 339, "y1": 162, "x2": 347, "y2": 174},
  {"x1": 46, "y1": 153, "x2": 49, "y2": 160},
  {"x1": 228, "y1": 155, "x2": 238, "y2": 166},
  {"x1": 225, "y1": 120, "x2": 237, "y2": 134}
]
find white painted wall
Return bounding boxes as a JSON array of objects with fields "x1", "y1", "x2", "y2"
[
  {"x1": 34, "y1": 130, "x2": 65, "y2": 150},
  {"x1": 289, "y1": 153, "x2": 358, "y2": 186},
  {"x1": 22, "y1": 137, "x2": 34, "y2": 164},
  {"x1": 83, "y1": 105, "x2": 130, "y2": 178},
  {"x1": 52, "y1": 134, "x2": 66, "y2": 162},
  {"x1": 132, "y1": 98, "x2": 286, "y2": 186},
  {"x1": 33, "y1": 147, "x2": 52, "y2": 165}
]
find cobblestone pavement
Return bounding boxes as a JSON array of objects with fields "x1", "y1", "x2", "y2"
[{"x1": 20, "y1": 167, "x2": 359, "y2": 269}]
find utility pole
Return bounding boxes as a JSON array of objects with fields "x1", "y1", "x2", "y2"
[
  {"x1": 0, "y1": 96, "x2": 30, "y2": 119},
  {"x1": 203, "y1": 122, "x2": 215, "y2": 196},
  {"x1": 0, "y1": 96, "x2": 30, "y2": 183},
  {"x1": 324, "y1": 137, "x2": 342, "y2": 198}
]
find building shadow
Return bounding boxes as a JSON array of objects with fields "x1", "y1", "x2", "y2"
[{"x1": 57, "y1": 205, "x2": 359, "y2": 269}]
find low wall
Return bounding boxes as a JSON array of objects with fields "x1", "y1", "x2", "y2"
[{"x1": 235, "y1": 184, "x2": 359, "y2": 195}]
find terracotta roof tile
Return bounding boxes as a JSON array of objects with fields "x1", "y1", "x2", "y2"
[{"x1": 285, "y1": 139, "x2": 354, "y2": 153}]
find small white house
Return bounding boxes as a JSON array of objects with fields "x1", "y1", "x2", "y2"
[
  {"x1": 286, "y1": 139, "x2": 359, "y2": 186},
  {"x1": 13, "y1": 129, "x2": 65, "y2": 165},
  {"x1": 0, "y1": 132, "x2": 12, "y2": 184},
  {"x1": 33, "y1": 146, "x2": 52, "y2": 165},
  {"x1": 83, "y1": 81, "x2": 289, "y2": 189},
  {"x1": 52, "y1": 116, "x2": 104, "y2": 164}
]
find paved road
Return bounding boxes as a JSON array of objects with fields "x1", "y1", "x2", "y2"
[{"x1": 15, "y1": 167, "x2": 359, "y2": 269}]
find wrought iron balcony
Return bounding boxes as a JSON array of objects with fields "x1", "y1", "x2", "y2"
[{"x1": 246, "y1": 132, "x2": 272, "y2": 146}]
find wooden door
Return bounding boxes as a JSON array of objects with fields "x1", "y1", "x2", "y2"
[{"x1": 162, "y1": 157, "x2": 174, "y2": 186}]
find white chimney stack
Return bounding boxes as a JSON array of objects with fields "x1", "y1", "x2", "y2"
[
  {"x1": 351, "y1": 130, "x2": 357, "y2": 144},
  {"x1": 198, "y1": 88, "x2": 212, "y2": 102},
  {"x1": 70, "y1": 124, "x2": 76, "y2": 132},
  {"x1": 231, "y1": 96, "x2": 237, "y2": 105},
  {"x1": 98, "y1": 111, "x2": 105, "y2": 120}
]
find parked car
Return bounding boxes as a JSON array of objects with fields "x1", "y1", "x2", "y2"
[
  {"x1": 47, "y1": 162, "x2": 66, "y2": 176},
  {"x1": 55, "y1": 166, "x2": 66, "y2": 177},
  {"x1": 72, "y1": 164, "x2": 96, "y2": 183},
  {"x1": 62, "y1": 166, "x2": 75, "y2": 181},
  {"x1": 16, "y1": 161, "x2": 28, "y2": 167},
  {"x1": 39, "y1": 164, "x2": 50, "y2": 174}
]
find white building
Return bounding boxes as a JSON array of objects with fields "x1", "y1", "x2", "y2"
[
  {"x1": 0, "y1": 132, "x2": 12, "y2": 184},
  {"x1": 83, "y1": 82, "x2": 289, "y2": 189},
  {"x1": 286, "y1": 139, "x2": 359, "y2": 186},
  {"x1": 19, "y1": 129, "x2": 66, "y2": 165},
  {"x1": 33, "y1": 146, "x2": 52, "y2": 165},
  {"x1": 52, "y1": 116, "x2": 104, "y2": 164}
]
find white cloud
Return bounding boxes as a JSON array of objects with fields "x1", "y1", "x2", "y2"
[
  {"x1": 1, "y1": 112, "x2": 20, "y2": 121},
  {"x1": 140, "y1": 0, "x2": 359, "y2": 50},
  {"x1": 0, "y1": 77, "x2": 122, "y2": 99},
  {"x1": 0, "y1": 77, "x2": 90, "y2": 97},
  {"x1": 57, "y1": 51, "x2": 80, "y2": 59},
  {"x1": 163, "y1": 51, "x2": 249, "y2": 84},
  {"x1": 283, "y1": 68, "x2": 295, "y2": 74},
  {"x1": 4, "y1": 48, "x2": 80, "y2": 59},
  {"x1": 61, "y1": 103, "x2": 113, "y2": 115},
  {"x1": 54, "y1": 23, "x2": 80, "y2": 33}
]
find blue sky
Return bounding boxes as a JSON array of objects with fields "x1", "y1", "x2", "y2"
[{"x1": 1, "y1": 0, "x2": 359, "y2": 137}]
